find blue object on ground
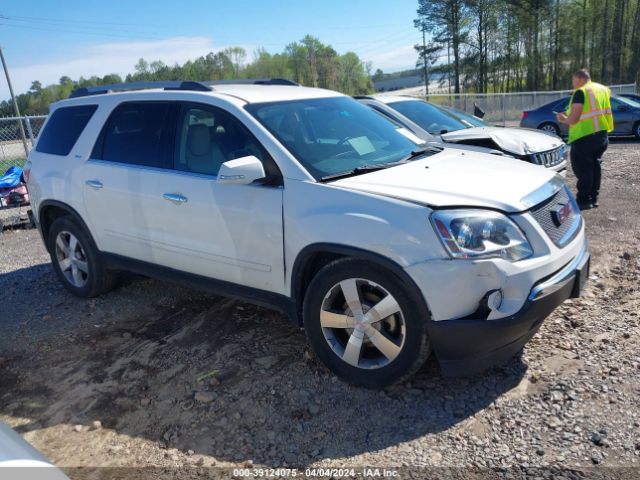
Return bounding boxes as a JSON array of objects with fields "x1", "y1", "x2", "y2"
[{"x1": 0, "y1": 166, "x2": 23, "y2": 188}]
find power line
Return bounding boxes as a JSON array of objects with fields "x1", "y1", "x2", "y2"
[
  {"x1": 1, "y1": 12, "x2": 419, "y2": 50},
  {"x1": 4, "y1": 13, "x2": 407, "y2": 32},
  {"x1": 354, "y1": 30, "x2": 418, "y2": 51},
  {"x1": 1, "y1": 13, "x2": 165, "y2": 28},
  {"x1": 0, "y1": 22, "x2": 164, "y2": 41}
]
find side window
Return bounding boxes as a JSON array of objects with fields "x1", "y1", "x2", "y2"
[
  {"x1": 610, "y1": 98, "x2": 622, "y2": 111},
  {"x1": 555, "y1": 98, "x2": 569, "y2": 111},
  {"x1": 92, "y1": 102, "x2": 173, "y2": 168},
  {"x1": 175, "y1": 103, "x2": 275, "y2": 177},
  {"x1": 36, "y1": 105, "x2": 97, "y2": 156}
]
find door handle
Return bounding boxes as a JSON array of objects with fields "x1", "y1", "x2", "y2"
[
  {"x1": 162, "y1": 193, "x2": 188, "y2": 204},
  {"x1": 85, "y1": 180, "x2": 103, "y2": 190}
]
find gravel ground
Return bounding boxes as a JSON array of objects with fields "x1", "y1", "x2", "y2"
[{"x1": 0, "y1": 140, "x2": 639, "y2": 479}]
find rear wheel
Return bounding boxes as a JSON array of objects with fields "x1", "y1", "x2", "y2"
[
  {"x1": 302, "y1": 258, "x2": 430, "y2": 388},
  {"x1": 633, "y1": 122, "x2": 640, "y2": 139},
  {"x1": 47, "y1": 216, "x2": 115, "y2": 298},
  {"x1": 539, "y1": 122, "x2": 561, "y2": 136}
]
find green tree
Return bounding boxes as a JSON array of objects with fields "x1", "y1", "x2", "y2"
[
  {"x1": 29, "y1": 80, "x2": 42, "y2": 93},
  {"x1": 1, "y1": 35, "x2": 376, "y2": 115},
  {"x1": 415, "y1": 0, "x2": 470, "y2": 93},
  {"x1": 372, "y1": 68, "x2": 385, "y2": 82}
]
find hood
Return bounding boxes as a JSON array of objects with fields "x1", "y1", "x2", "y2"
[
  {"x1": 330, "y1": 148, "x2": 559, "y2": 213},
  {"x1": 441, "y1": 126, "x2": 564, "y2": 156}
]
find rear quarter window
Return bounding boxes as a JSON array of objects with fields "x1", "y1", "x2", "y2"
[
  {"x1": 36, "y1": 105, "x2": 98, "y2": 156},
  {"x1": 553, "y1": 98, "x2": 570, "y2": 111}
]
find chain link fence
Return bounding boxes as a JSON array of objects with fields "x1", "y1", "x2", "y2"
[
  {"x1": 0, "y1": 115, "x2": 47, "y2": 173},
  {"x1": 400, "y1": 83, "x2": 638, "y2": 126}
]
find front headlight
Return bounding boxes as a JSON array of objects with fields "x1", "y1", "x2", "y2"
[
  {"x1": 431, "y1": 210, "x2": 533, "y2": 262},
  {"x1": 560, "y1": 144, "x2": 569, "y2": 161}
]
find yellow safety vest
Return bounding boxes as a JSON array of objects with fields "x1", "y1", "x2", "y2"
[{"x1": 566, "y1": 81, "x2": 614, "y2": 144}]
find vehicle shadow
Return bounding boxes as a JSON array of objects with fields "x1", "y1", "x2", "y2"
[
  {"x1": 0, "y1": 264, "x2": 529, "y2": 468},
  {"x1": 608, "y1": 137, "x2": 639, "y2": 145}
]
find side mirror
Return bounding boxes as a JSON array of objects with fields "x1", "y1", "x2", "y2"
[{"x1": 217, "y1": 156, "x2": 266, "y2": 185}]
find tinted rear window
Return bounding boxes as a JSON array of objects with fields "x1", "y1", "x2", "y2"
[
  {"x1": 92, "y1": 102, "x2": 172, "y2": 168},
  {"x1": 36, "y1": 105, "x2": 97, "y2": 156}
]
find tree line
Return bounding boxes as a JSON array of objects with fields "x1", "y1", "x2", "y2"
[
  {"x1": 0, "y1": 35, "x2": 373, "y2": 116},
  {"x1": 415, "y1": 0, "x2": 640, "y2": 93},
  {"x1": 5, "y1": 1, "x2": 640, "y2": 117}
]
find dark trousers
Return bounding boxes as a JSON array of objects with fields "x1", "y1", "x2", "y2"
[{"x1": 570, "y1": 130, "x2": 608, "y2": 205}]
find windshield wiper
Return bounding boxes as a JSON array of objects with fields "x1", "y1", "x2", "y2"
[
  {"x1": 397, "y1": 143, "x2": 443, "y2": 163},
  {"x1": 320, "y1": 145, "x2": 442, "y2": 182},
  {"x1": 319, "y1": 164, "x2": 391, "y2": 182}
]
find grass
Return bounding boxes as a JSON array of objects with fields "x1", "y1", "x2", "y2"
[{"x1": 0, "y1": 157, "x2": 26, "y2": 174}]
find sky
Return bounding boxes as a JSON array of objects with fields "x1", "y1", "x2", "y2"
[{"x1": 0, "y1": 0, "x2": 420, "y2": 100}]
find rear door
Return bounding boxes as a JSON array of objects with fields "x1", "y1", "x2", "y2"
[
  {"x1": 82, "y1": 101, "x2": 176, "y2": 264},
  {"x1": 553, "y1": 98, "x2": 570, "y2": 136}
]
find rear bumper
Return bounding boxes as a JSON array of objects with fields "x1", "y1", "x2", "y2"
[{"x1": 426, "y1": 243, "x2": 590, "y2": 376}]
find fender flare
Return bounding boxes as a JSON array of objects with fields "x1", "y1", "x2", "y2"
[
  {"x1": 290, "y1": 243, "x2": 432, "y2": 323},
  {"x1": 37, "y1": 200, "x2": 95, "y2": 248}
]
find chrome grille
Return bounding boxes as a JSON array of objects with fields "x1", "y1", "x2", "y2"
[
  {"x1": 530, "y1": 145, "x2": 567, "y2": 168},
  {"x1": 530, "y1": 186, "x2": 581, "y2": 248}
]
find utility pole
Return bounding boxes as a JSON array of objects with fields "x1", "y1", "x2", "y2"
[
  {"x1": 421, "y1": 26, "x2": 429, "y2": 96},
  {"x1": 0, "y1": 46, "x2": 29, "y2": 158},
  {"x1": 447, "y1": 40, "x2": 451, "y2": 94}
]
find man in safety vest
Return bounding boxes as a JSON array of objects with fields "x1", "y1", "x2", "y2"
[{"x1": 556, "y1": 69, "x2": 613, "y2": 210}]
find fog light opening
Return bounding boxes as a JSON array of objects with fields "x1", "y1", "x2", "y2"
[
  {"x1": 480, "y1": 289, "x2": 504, "y2": 315},
  {"x1": 489, "y1": 289, "x2": 504, "y2": 310}
]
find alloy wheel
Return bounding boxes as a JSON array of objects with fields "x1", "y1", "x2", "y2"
[
  {"x1": 55, "y1": 231, "x2": 89, "y2": 288},
  {"x1": 320, "y1": 278, "x2": 406, "y2": 369}
]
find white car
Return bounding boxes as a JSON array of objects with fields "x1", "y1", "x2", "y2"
[
  {"x1": 26, "y1": 79, "x2": 589, "y2": 388},
  {"x1": 0, "y1": 421, "x2": 69, "y2": 479},
  {"x1": 357, "y1": 95, "x2": 568, "y2": 173}
]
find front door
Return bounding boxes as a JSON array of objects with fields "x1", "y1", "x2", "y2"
[
  {"x1": 152, "y1": 102, "x2": 285, "y2": 293},
  {"x1": 610, "y1": 98, "x2": 634, "y2": 135}
]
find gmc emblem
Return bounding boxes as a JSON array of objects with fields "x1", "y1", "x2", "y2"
[{"x1": 551, "y1": 203, "x2": 572, "y2": 227}]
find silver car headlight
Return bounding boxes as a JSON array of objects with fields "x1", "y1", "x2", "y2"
[
  {"x1": 431, "y1": 210, "x2": 533, "y2": 262},
  {"x1": 560, "y1": 144, "x2": 569, "y2": 161}
]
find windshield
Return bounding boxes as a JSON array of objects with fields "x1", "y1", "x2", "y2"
[
  {"x1": 246, "y1": 97, "x2": 423, "y2": 180},
  {"x1": 439, "y1": 105, "x2": 491, "y2": 127},
  {"x1": 387, "y1": 99, "x2": 468, "y2": 134},
  {"x1": 617, "y1": 96, "x2": 640, "y2": 108}
]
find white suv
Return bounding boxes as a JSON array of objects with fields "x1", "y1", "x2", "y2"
[{"x1": 26, "y1": 79, "x2": 589, "y2": 388}]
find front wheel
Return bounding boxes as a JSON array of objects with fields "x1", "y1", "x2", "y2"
[
  {"x1": 633, "y1": 122, "x2": 640, "y2": 139},
  {"x1": 302, "y1": 258, "x2": 431, "y2": 388}
]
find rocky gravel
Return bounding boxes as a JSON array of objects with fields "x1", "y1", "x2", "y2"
[{"x1": 0, "y1": 140, "x2": 639, "y2": 479}]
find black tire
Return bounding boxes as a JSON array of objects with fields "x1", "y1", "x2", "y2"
[
  {"x1": 47, "y1": 216, "x2": 115, "y2": 298},
  {"x1": 302, "y1": 258, "x2": 431, "y2": 388},
  {"x1": 538, "y1": 122, "x2": 561, "y2": 137},
  {"x1": 633, "y1": 122, "x2": 640, "y2": 139}
]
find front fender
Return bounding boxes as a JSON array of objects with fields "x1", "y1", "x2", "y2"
[{"x1": 283, "y1": 179, "x2": 445, "y2": 303}]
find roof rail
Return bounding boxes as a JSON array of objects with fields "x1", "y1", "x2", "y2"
[
  {"x1": 69, "y1": 81, "x2": 213, "y2": 98},
  {"x1": 204, "y1": 78, "x2": 300, "y2": 86}
]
